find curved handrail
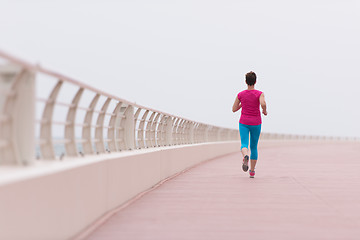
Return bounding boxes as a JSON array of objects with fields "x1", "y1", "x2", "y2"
[{"x1": 0, "y1": 50, "x2": 239, "y2": 164}]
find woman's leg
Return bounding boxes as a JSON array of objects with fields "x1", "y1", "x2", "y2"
[
  {"x1": 249, "y1": 124, "x2": 261, "y2": 172},
  {"x1": 239, "y1": 123, "x2": 250, "y2": 157}
]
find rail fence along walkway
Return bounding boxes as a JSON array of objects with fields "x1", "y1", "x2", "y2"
[{"x1": 0, "y1": 50, "x2": 240, "y2": 165}]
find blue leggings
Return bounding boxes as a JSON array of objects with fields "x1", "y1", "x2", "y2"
[{"x1": 239, "y1": 123, "x2": 261, "y2": 160}]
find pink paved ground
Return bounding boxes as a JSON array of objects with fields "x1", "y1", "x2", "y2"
[{"x1": 86, "y1": 141, "x2": 360, "y2": 240}]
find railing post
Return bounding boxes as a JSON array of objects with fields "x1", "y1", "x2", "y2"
[
  {"x1": 193, "y1": 123, "x2": 198, "y2": 143},
  {"x1": 176, "y1": 119, "x2": 183, "y2": 145},
  {"x1": 165, "y1": 116, "x2": 173, "y2": 146},
  {"x1": 137, "y1": 109, "x2": 148, "y2": 149},
  {"x1": 124, "y1": 105, "x2": 135, "y2": 150},
  {"x1": 116, "y1": 106, "x2": 127, "y2": 150},
  {"x1": 157, "y1": 114, "x2": 166, "y2": 146},
  {"x1": 189, "y1": 122, "x2": 194, "y2": 144},
  {"x1": 40, "y1": 80, "x2": 63, "y2": 160},
  {"x1": 65, "y1": 87, "x2": 84, "y2": 157},
  {"x1": 173, "y1": 118, "x2": 178, "y2": 145},
  {"x1": 82, "y1": 94, "x2": 100, "y2": 155},
  {"x1": 151, "y1": 113, "x2": 161, "y2": 147},
  {"x1": 94, "y1": 98, "x2": 111, "y2": 153},
  {"x1": 0, "y1": 65, "x2": 35, "y2": 165},
  {"x1": 145, "y1": 112, "x2": 156, "y2": 148},
  {"x1": 133, "y1": 108, "x2": 142, "y2": 148},
  {"x1": 182, "y1": 120, "x2": 188, "y2": 144},
  {"x1": 107, "y1": 102, "x2": 122, "y2": 152}
]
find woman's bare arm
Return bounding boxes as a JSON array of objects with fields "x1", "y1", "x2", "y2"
[
  {"x1": 232, "y1": 96, "x2": 242, "y2": 112},
  {"x1": 260, "y1": 93, "x2": 267, "y2": 116}
]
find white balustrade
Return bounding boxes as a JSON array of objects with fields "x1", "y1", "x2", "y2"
[{"x1": 0, "y1": 51, "x2": 240, "y2": 165}]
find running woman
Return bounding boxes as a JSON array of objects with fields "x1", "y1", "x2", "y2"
[{"x1": 232, "y1": 71, "x2": 267, "y2": 178}]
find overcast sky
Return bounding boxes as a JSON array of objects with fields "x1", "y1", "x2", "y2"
[{"x1": 1, "y1": 0, "x2": 359, "y2": 138}]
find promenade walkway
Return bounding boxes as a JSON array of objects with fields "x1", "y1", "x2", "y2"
[{"x1": 85, "y1": 140, "x2": 360, "y2": 240}]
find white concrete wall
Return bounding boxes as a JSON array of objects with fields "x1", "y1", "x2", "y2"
[{"x1": 0, "y1": 141, "x2": 240, "y2": 240}]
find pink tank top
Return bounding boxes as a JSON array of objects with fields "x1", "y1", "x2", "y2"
[{"x1": 237, "y1": 89, "x2": 263, "y2": 125}]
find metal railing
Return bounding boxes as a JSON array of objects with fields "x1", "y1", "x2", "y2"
[{"x1": 0, "y1": 51, "x2": 239, "y2": 165}]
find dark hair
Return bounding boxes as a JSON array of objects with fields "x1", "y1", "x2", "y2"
[{"x1": 245, "y1": 71, "x2": 257, "y2": 86}]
